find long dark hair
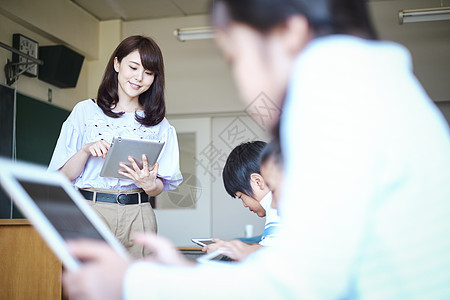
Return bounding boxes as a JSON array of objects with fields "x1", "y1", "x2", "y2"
[
  {"x1": 212, "y1": 0, "x2": 377, "y2": 39},
  {"x1": 96, "y1": 35, "x2": 166, "y2": 126}
]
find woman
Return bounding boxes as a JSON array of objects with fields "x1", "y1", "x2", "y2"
[
  {"x1": 49, "y1": 35, "x2": 182, "y2": 258},
  {"x1": 63, "y1": 1, "x2": 450, "y2": 299}
]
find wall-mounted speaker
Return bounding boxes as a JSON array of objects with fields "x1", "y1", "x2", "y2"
[{"x1": 38, "y1": 45, "x2": 84, "y2": 88}]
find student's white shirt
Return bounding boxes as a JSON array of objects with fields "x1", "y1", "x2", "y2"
[
  {"x1": 123, "y1": 35, "x2": 450, "y2": 299},
  {"x1": 258, "y1": 192, "x2": 280, "y2": 246}
]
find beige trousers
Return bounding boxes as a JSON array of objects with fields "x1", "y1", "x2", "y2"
[{"x1": 87, "y1": 200, "x2": 157, "y2": 258}]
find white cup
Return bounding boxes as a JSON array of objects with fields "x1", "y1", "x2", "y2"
[{"x1": 245, "y1": 224, "x2": 254, "y2": 238}]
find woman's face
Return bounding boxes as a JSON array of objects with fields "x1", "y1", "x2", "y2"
[
  {"x1": 215, "y1": 22, "x2": 301, "y2": 129},
  {"x1": 114, "y1": 50, "x2": 155, "y2": 102}
]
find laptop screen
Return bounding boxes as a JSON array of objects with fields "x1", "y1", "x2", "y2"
[{"x1": 18, "y1": 180, "x2": 104, "y2": 241}]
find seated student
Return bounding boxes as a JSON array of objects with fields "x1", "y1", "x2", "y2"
[{"x1": 203, "y1": 141, "x2": 281, "y2": 261}]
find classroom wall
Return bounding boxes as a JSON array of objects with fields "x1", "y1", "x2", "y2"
[
  {"x1": 86, "y1": 20, "x2": 123, "y2": 99},
  {"x1": 2, "y1": 1, "x2": 448, "y2": 112},
  {"x1": 123, "y1": 15, "x2": 243, "y2": 115},
  {"x1": 0, "y1": 0, "x2": 99, "y2": 59},
  {"x1": 121, "y1": 1, "x2": 450, "y2": 114},
  {"x1": 368, "y1": 0, "x2": 450, "y2": 102},
  {"x1": 0, "y1": 12, "x2": 92, "y2": 111}
]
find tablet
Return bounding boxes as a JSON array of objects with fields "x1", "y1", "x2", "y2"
[
  {"x1": 0, "y1": 158, "x2": 130, "y2": 271},
  {"x1": 191, "y1": 238, "x2": 215, "y2": 247},
  {"x1": 100, "y1": 136, "x2": 165, "y2": 179}
]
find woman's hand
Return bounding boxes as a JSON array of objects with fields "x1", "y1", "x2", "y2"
[
  {"x1": 118, "y1": 154, "x2": 164, "y2": 196},
  {"x1": 82, "y1": 140, "x2": 111, "y2": 158},
  {"x1": 60, "y1": 140, "x2": 110, "y2": 181}
]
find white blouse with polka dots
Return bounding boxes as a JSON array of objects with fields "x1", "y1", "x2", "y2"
[{"x1": 48, "y1": 99, "x2": 183, "y2": 191}]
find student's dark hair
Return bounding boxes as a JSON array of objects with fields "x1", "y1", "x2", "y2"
[
  {"x1": 260, "y1": 141, "x2": 283, "y2": 168},
  {"x1": 212, "y1": 0, "x2": 377, "y2": 39},
  {"x1": 96, "y1": 35, "x2": 166, "y2": 126},
  {"x1": 222, "y1": 140, "x2": 267, "y2": 198}
]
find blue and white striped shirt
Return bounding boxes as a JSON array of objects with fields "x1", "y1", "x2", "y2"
[{"x1": 259, "y1": 192, "x2": 280, "y2": 246}]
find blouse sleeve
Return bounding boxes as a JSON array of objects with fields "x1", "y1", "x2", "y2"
[
  {"x1": 156, "y1": 122, "x2": 183, "y2": 191},
  {"x1": 48, "y1": 105, "x2": 84, "y2": 173}
]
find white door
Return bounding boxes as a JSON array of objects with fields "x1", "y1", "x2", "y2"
[{"x1": 154, "y1": 117, "x2": 212, "y2": 247}]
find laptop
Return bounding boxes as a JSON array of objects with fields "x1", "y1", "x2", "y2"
[{"x1": 0, "y1": 158, "x2": 130, "y2": 271}]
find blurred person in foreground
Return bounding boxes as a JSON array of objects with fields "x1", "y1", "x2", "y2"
[{"x1": 63, "y1": 0, "x2": 450, "y2": 299}]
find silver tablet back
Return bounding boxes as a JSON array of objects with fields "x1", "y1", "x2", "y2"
[{"x1": 100, "y1": 136, "x2": 165, "y2": 179}]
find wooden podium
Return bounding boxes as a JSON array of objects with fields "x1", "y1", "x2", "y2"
[{"x1": 0, "y1": 219, "x2": 62, "y2": 299}]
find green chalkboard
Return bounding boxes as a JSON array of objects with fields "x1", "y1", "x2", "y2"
[
  {"x1": 16, "y1": 93, "x2": 70, "y2": 166},
  {"x1": 0, "y1": 84, "x2": 15, "y2": 218},
  {"x1": 13, "y1": 93, "x2": 70, "y2": 218}
]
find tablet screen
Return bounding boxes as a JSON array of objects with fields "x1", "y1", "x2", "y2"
[
  {"x1": 200, "y1": 240, "x2": 215, "y2": 245},
  {"x1": 18, "y1": 180, "x2": 104, "y2": 241}
]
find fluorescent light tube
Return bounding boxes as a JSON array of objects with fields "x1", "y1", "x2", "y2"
[
  {"x1": 399, "y1": 7, "x2": 450, "y2": 24},
  {"x1": 173, "y1": 27, "x2": 215, "y2": 42}
]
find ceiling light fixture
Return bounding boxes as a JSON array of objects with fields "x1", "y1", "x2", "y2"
[
  {"x1": 173, "y1": 26, "x2": 215, "y2": 42},
  {"x1": 398, "y1": 6, "x2": 450, "y2": 24}
]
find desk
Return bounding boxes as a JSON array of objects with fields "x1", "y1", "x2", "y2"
[
  {"x1": 178, "y1": 246, "x2": 204, "y2": 260},
  {"x1": 0, "y1": 219, "x2": 62, "y2": 299},
  {"x1": 178, "y1": 246, "x2": 231, "y2": 262}
]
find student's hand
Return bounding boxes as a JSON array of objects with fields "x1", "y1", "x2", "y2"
[
  {"x1": 202, "y1": 238, "x2": 224, "y2": 253},
  {"x1": 204, "y1": 239, "x2": 262, "y2": 262},
  {"x1": 118, "y1": 155, "x2": 163, "y2": 196},
  {"x1": 82, "y1": 140, "x2": 111, "y2": 158},
  {"x1": 63, "y1": 239, "x2": 131, "y2": 300},
  {"x1": 133, "y1": 233, "x2": 196, "y2": 267},
  {"x1": 63, "y1": 235, "x2": 195, "y2": 299}
]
